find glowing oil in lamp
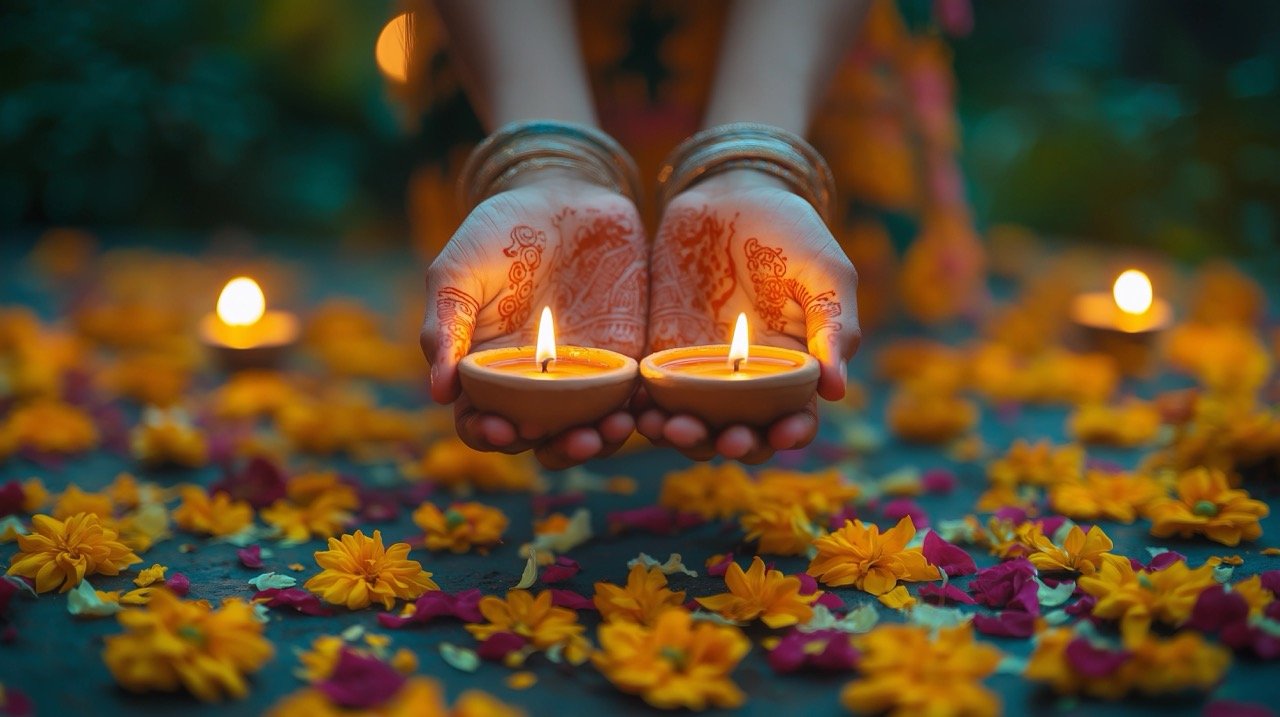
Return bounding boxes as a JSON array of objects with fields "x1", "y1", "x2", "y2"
[
  {"x1": 640, "y1": 312, "x2": 820, "y2": 428},
  {"x1": 457, "y1": 306, "x2": 639, "y2": 435},
  {"x1": 198, "y1": 276, "x2": 299, "y2": 371},
  {"x1": 1070, "y1": 268, "x2": 1173, "y2": 374}
]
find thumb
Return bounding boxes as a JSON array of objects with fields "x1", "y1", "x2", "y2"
[
  {"x1": 422, "y1": 267, "x2": 482, "y2": 404},
  {"x1": 798, "y1": 259, "x2": 861, "y2": 402}
]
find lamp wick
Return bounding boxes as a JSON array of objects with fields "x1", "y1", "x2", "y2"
[
  {"x1": 732, "y1": 357, "x2": 743, "y2": 373},
  {"x1": 541, "y1": 358, "x2": 552, "y2": 373}
]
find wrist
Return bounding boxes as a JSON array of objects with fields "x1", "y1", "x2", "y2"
[{"x1": 687, "y1": 166, "x2": 791, "y2": 194}]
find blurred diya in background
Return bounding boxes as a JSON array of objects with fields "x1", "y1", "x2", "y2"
[
  {"x1": 198, "y1": 276, "x2": 299, "y2": 371},
  {"x1": 641, "y1": 313, "x2": 820, "y2": 428},
  {"x1": 459, "y1": 307, "x2": 638, "y2": 435},
  {"x1": 1070, "y1": 269, "x2": 1173, "y2": 375}
]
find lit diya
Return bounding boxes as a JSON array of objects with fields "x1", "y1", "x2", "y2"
[
  {"x1": 198, "y1": 276, "x2": 299, "y2": 371},
  {"x1": 1070, "y1": 269, "x2": 1173, "y2": 374},
  {"x1": 641, "y1": 313, "x2": 820, "y2": 428},
  {"x1": 458, "y1": 307, "x2": 639, "y2": 435}
]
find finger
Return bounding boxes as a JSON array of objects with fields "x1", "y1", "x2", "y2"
[
  {"x1": 422, "y1": 263, "x2": 482, "y2": 405},
  {"x1": 799, "y1": 253, "x2": 861, "y2": 402},
  {"x1": 598, "y1": 412, "x2": 635, "y2": 445},
  {"x1": 715, "y1": 425, "x2": 759, "y2": 460},
  {"x1": 738, "y1": 445, "x2": 776, "y2": 465},
  {"x1": 766, "y1": 400, "x2": 819, "y2": 451},
  {"x1": 535, "y1": 427, "x2": 604, "y2": 471},
  {"x1": 636, "y1": 409, "x2": 668, "y2": 442},
  {"x1": 663, "y1": 415, "x2": 708, "y2": 449}
]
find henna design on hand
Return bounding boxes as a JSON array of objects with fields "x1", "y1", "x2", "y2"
[
  {"x1": 497, "y1": 225, "x2": 547, "y2": 333},
  {"x1": 649, "y1": 205, "x2": 737, "y2": 349},
  {"x1": 436, "y1": 287, "x2": 481, "y2": 362},
  {"x1": 550, "y1": 208, "x2": 647, "y2": 353}
]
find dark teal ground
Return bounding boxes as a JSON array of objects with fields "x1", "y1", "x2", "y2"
[{"x1": 0, "y1": 234, "x2": 1277, "y2": 716}]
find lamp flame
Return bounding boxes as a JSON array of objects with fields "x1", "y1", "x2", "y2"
[
  {"x1": 728, "y1": 312, "x2": 749, "y2": 372},
  {"x1": 535, "y1": 306, "x2": 556, "y2": 372},
  {"x1": 375, "y1": 12, "x2": 414, "y2": 83},
  {"x1": 216, "y1": 277, "x2": 266, "y2": 327},
  {"x1": 1113, "y1": 269, "x2": 1154, "y2": 315}
]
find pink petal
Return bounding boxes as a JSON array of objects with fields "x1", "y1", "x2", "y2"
[
  {"x1": 1205, "y1": 701, "x2": 1274, "y2": 717},
  {"x1": 922, "y1": 531, "x2": 977, "y2": 576},
  {"x1": 921, "y1": 468, "x2": 957, "y2": 494},
  {"x1": 254, "y1": 588, "x2": 333, "y2": 616},
  {"x1": 767, "y1": 629, "x2": 858, "y2": 673},
  {"x1": 549, "y1": 589, "x2": 595, "y2": 611},
  {"x1": 606, "y1": 506, "x2": 702, "y2": 535},
  {"x1": 707, "y1": 553, "x2": 735, "y2": 578},
  {"x1": 476, "y1": 632, "x2": 527, "y2": 661},
  {"x1": 919, "y1": 583, "x2": 976, "y2": 605},
  {"x1": 972, "y1": 610, "x2": 1036, "y2": 638},
  {"x1": 316, "y1": 648, "x2": 406, "y2": 708},
  {"x1": 210, "y1": 456, "x2": 287, "y2": 509},
  {"x1": 378, "y1": 589, "x2": 484, "y2": 628},
  {"x1": 1064, "y1": 638, "x2": 1129, "y2": 678},
  {"x1": 165, "y1": 572, "x2": 190, "y2": 597},
  {"x1": 0, "y1": 481, "x2": 25, "y2": 517},
  {"x1": 237, "y1": 545, "x2": 264, "y2": 569},
  {"x1": 540, "y1": 557, "x2": 581, "y2": 584},
  {"x1": 881, "y1": 498, "x2": 929, "y2": 529}
]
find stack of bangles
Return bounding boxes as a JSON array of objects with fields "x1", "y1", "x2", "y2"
[{"x1": 460, "y1": 119, "x2": 835, "y2": 224}]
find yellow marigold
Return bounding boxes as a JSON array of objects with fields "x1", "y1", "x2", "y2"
[
  {"x1": 52, "y1": 484, "x2": 114, "y2": 520},
  {"x1": 753, "y1": 467, "x2": 860, "y2": 520},
  {"x1": 740, "y1": 502, "x2": 816, "y2": 556},
  {"x1": 21, "y1": 477, "x2": 49, "y2": 512},
  {"x1": 808, "y1": 516, "x2": 939, "y2": 595},
  {"x1": 1026, "y1": 628, "x2": 1229, "y2": 699},
  {"x1": 593, "y1": 608, "x2": 749, "y2": 710},
  {"x1": 409, "y1": 437, "x2": 539, "y2": 493},
  {"x1": 593, "y1": 564, "x2": 687, "y2": 626},
  {"x1": 1147, "y1": 467, "x2": 1269, "y2": 546},
  {"x1": 266, "y1": 676, "x2": 523, "y2": 717},
  {"x1": 305, "y1": 530, "x2": 438, "y2": 610},
  {"x1": 2, "y1": 398, "x2": 99, "y2": 453},
  {"x1": 1019, "y1": 524, "x2": 1113, "y2": 575},
  {"x1": 657, "y1": 462, "x2": 753, "y2": 520},
  {"x1": 172, "y1": 487, "x2": 253, "y2": 537},
  {"x1": 262, "y1": 472, "x2": 359, "y2": 542},
  {"x1": 886, "y1": 386, "x2": 978, "y2": 444},
  {"x1": 468, "y1": 590, "x2": 589, "y2": 662},
  {"x1": 697, "y1": 557, "x2": 817, "y2": 628},
  {"x1": 843, "y1": 624, "x2": 1002, "y2": 717},
  {"x1": 130, "y1": 407, "x2": 208, "y2": 468},
  {"x1": 1068, "y1": 400, "x2": 1162, "y2": 447},
  {"x1": 107, "y1": 472, "x2": 156, "y2": 510},
  {"x1": 103, "y1": 588, "x2": 273, "y2": 701},
  {"x1": 99, "y1": 350, "x2": 193, "y2": 407},
  {"x1": 975, "y1": 484, "x2": 1039, "y2": 515},
  {"x1": 1048, "y1": 470, "x2": 1164, "y2": 523},
  {"x1": 1165, "y1": 322, "x2": 1271, "y2": 394},
  {"x1": 8, "y1": 512, "x2": 141, "y2": 592},
  {"x1": 210, "y1": 370, "x2": 299, "y2": 420},
  {"x1": 1078, "y1": 553, "x2": 1218, "y2": 645},
  {"x1": 412, "y1": 501, "x2": 508, "y2": 553},
  {"x1": 987, "y1": 439, "x2": 1083, "y2": 488}
]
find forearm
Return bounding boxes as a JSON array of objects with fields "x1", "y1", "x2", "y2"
[
  {"x1": 703, "y1": 0, "x2": 870, "y2": 135},
  {"x1": 432, "y1": 0, "x2": 597, "y2": 130}
]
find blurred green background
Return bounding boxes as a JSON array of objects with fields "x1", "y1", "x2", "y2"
[{"x1": 1, "y1": 0, "x2": 1277, "y2": 267}]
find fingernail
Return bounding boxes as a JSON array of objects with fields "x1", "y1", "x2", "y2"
[
  {"x1": 429, "y1": 364, "x2": 438, "y2": 388},
  {"x1": 837, "y1": 360, "x2": 847, "y2": 378}
]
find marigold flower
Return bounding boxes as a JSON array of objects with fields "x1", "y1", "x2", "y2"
[
  {"x1": 1078, "y1": 553, "x2": 1218, "y2": 645},
  {"x1": 130, "y1": 407, "x2": 209, "y2": 468},
  {"x1": 266, "y1": 676, "x2": 522, "y2": 717},
  {"x1": 657, "y1": 463, "x2": 753, "y2": 520},
  {"x1": 210, "y1": 370, "x2": 299, "y2": 420},
  {"x1": 1048, "y1": 470, "x2": 1163, "y2": 523},
  {"x1": 842, "y1": 624, "x2": 1002, "y2": 717},
  {"x1": 1025, "y1": 628, "x2": 1230, "y2": 699},
  {"x1": 593, "y1": 608, "x2": 750, "y2": 710},
  {"x1": 52, "y1": 484, "x2": 114, "y2": 520},
  {"x1": 172, "y1": 486, "x2": 254, "y2": 537},
  {"x1": 739, "y1": 502, "x2": 817, "y2": 556},
  {"x1": 808, "y1": 516, "x2": 940, "y2": 595},
  {"x1": 467, "y1": 589, "x2": 589, "y2": 663},
  {"x1": 103, "y1": 588, "x2": 273, "y2": 701},
  {"x1": 1068, "y1": 400, "x2": 1162, "y2": 447},
  {"x1": 1, "y1": 398, "x2": 99, "y2": 454},
  {"x1": 1020, "y1": 524, "x2": 1112, "y2": 575},
  {"x1": 262, "y1": 472, "x2": 359, "y2": 542},
  {"x1": 593, "y1": 564, "x2": 687, "y2": 626},
  {"x1": 413, "y1": 501, "x2": 508, "y2": 553},
  {"x1": 1147, "y1": 468, "x2": 1269, "y2": 546},
  {"x1": 987, "y1": 439, "x2": 1083, "y2": 488},
  {"x1": 886, "y1": 385, "x2": 978, "y2": 443},
  {"x1": 696, "y1": 557, "x2": 817, "y2": 628},
  {"x1": 305, "y1": 530, "x2": 438, "y2": 610},
  {"x1": 409, "y1": 437, "x2": 539, "y2": 493},
  {"x1": 8, "y1": 513, "x2": 141, "y2": 592},
  {"x1": 753, "y1": 468, "x2": 860, "y2": 520}
]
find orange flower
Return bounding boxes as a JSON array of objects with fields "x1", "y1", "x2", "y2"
[
  {"x1": 886, "y1": 385, "x2": 978, "y2": 444},
  {"x1": 1147, "y1": 467, "x2": 1269, "y2": 546},
  {"x1": 1078, "y1": 554, "x2": 1218, "y2": 645},
  {"x1": 807, "y1": 516, "x2": 939, "y2": 595},
  {"x1": 8, "y1": 513, "x2": 141, "y2": 592},
  {"x1": 657, "y1": 462, "x2": 753, "y2": 520},
  {"x1": 1020, "y1": 524, "x2": 1113, "y2": 575},
  {"x1": 1026, "y1": 628, "x2": 1230, "y2": 699},
  {"x1": 987, "y1": 439, "x2": 1083, "y2": 488},
  {"x1": 467, "y1": 590, "x2": 588, "y2": 662},
  {"x1": 304, "y1": 530, "x2": 438, "y2": 610},
  {"x1": 413, "y1": 501, "x2": 508, "y2": 553},
  {"x1": 593, "y1": 564, "x2": 686, "y2": 626},
  {"x1": 842, "y1": 624, "x2": 1002, "y2": 717},
  {"x1": 739, "y1": 502, "x2": 816, "y2": 556},
  {"x1": 262, "y1": 472, "x2": 359, "y2": 542},
  {"x1": 52, "y1": 484, "x2": 114, "y2": 520},
  {"x1": 266, "y1": 676, "x2": 525, "y2": 717},
  {"x1": 130, "y1": 407, "x2": 208, "y2": 468},
  {"x1": 1, "y1": 398, "x2": 99, "y2": 454},
  {"x1": 409, "y1": 437, "x2": 539, "y2": 493},
  {"x1": 210, "y1": 370, "x2": 299, "y2": 420},
  {"x1": 103, "y1": 588, "x2": 273, "y2": 701},
  {"x1": 1048, "y1": 470, "x2": 1163, "y2": 523},
  {"x1": 753, "y1": 468, "x2": 860, "y2": 520},
  {"x1": 172, "y1": 487, "x2": 253, "y2": 537},
  {"x1": 1068, "y1": 400, "x2": 1162, "y2": 447},
  {"x1": 593, "y1": 608, "x2": 749, "y2": 710},
  {"x1": 695, "y1": 557, "x2": 817, "y2": 628}
]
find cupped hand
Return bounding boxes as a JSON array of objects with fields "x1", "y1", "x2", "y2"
[
  {"x1": 639, "y1": 168, "x2": 861, "y2": 463},
  {"x1": 421, "y1": 169, "x2": 647, "y2": 469}
]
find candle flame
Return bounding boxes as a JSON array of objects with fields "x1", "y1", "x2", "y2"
[
  {"x1": 728, "y1": 312, "x2": 749, "y2": 371},
  {"x1": 535, "y1": 306, "x2": 557, "y2": 370},
  {"x1": 216, "y1": 277, "x2": 266, "y2": 327},
  {"x1": 1113, "y1": 269, "x2": 1153, "y2": 315},
  {"x1": 375, "y1": 12, "x2": 414, "y2": 83}
]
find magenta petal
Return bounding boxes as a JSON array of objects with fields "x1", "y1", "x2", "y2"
[
  {"x1": 316, "y1": 648, "x2": 406, "y2": 709},
  {"x1": 969, "y1": 558, "x2": 1036, "y2": 610},
  {"x1": 1064, "y1": 638, "x2": 1129, "y2": 678},
  {"x1": 237, "y1": 544, "x2": 264, "y2": 569},
  {"x1": 541, "y1": 557, "x2": 581, "y2": 584},
  {"x1": 1187, "y1": 585, "x2": 1249, "y2": 633},
  {"x1": 993, "y1": 506, "x2": 1029, "y2": 524},
  {"x1": 0, "y1": 579, "x2": 18, "y2": 615},
  {"x1": 919, "y1": 583, "x2": 976, "y2": 605},
  {"x1": 379, "y1": 589, "x2": 484, "y2": 628},
  {"x1": 922, "y1": 531, "x2": 977, "y2": 576},
  {"x1": 767, "y1": 629, "x2": 858, "y2": 674},
  {"x1": 476, "y1": 632, "x2": 528, "y2": 661},
  {"x1": 1259, "y1": 570, "x2": 1280, "y2": 596},
  {"x1": 881, "y1": 498, "x2": 929, "y2": 529},
  {"x1": 165, "y1": 572, "x2": 191, "y2": 597},
  {"x1": 254, "y1": 588, "x2": 333, "y2": 616},
  {"x1": 1036, "y1": 516, "x2": 1068, "y2": 537},
  {"x1": 795, "y1": 572, "x2": 820, "y2": 595},
  {"x1": 1145, "y1": 550, "x2": 1186, "y2": 571},
  {"x1": 972, "y1": 610, "x2": 1036, "y2": 638},
  {"x1": 210, "y1": 456, "x2": 288, "y2": 509},
  {"x1": 0, "y1": 481, "x2": 25, "y2": 517},
  {"x1": 606, "y1": 506, "x2": 702, "y2": 535},
  {"x1": 0, "y1": 684, "x2": 34, "y2": 717},
  {"x1": 1204, "y1": 701, "x2": 1275, "y2": 717},
  {"x1": 707, "y1": 553, "x2": 735, "y2": 578},
  {"x1": 814, "y1": 591, "x2": 845, "y2": 611},
  {"x1": 549, "y1": 589, "x2": 595, "y2": 611},
  {"x1": 921, "y1": 468, "x2": 957, "y2": 494}
]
